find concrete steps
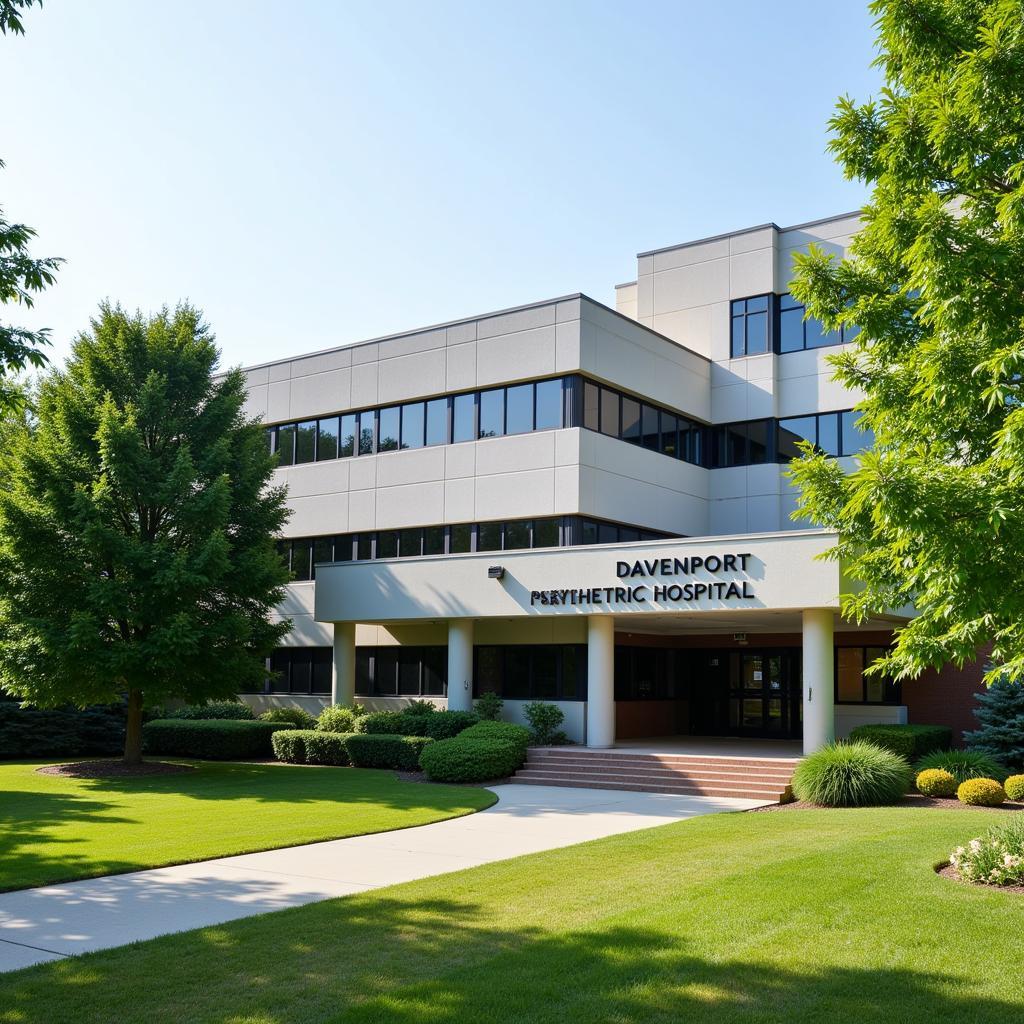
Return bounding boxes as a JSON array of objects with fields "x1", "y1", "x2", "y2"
[{"x1": 511, "y1": 748, "x2": 798, "y2": 802}]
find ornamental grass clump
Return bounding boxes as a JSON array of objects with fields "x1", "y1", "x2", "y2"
[
  {"x1": 915, "y1": 749, "x2": 1008, "y2": 785},
  {"x1": 957, "y1": 778, "x2": 1006, "y2": 806},
  {"x1": 950, "y1": 814, "x2": 1024, "y2": 886},
  {"x1": 916, "y1": 767, "x2": 958, "y2": 798},
  {"x1": 791, "y1": 741, "x2": 911, "y2": 807}
]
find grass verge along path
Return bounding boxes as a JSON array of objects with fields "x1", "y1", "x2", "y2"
[
  {"x1": 0, "y1": 760, "x2": 495, "y2": 892},
  {"x1": 2, "y1": 805, "x2": 1023, "y2": 1023}
]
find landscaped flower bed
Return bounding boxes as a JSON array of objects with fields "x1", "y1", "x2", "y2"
[{"x1": 947, "y1": 814, "x2": 1024, "y2": 891}]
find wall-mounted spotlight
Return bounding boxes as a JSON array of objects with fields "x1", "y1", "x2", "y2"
[{"x1": 487, "y1": 565, "x2": 505, "y2": 580}]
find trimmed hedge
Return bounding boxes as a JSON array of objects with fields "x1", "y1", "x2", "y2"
[
  {"x1": 459, "y1": 720, "x2": 531, "y2": 752},
  {"x1": 163, "y1": 701, "x2": 255, "y2": 721},
  {"x1": 143, "y1": 719, "x2": 286, "y2": 760},
  {"x1": 357, "y1": 711, "x2": 406, "y2": 735},
  {"x1": 271, "y1": 729, "x2": 315, "y2": 764},
  {"x1": 259, "y1": 707, "x2": 316, "y2": 729},
  {"x1": 847, "y1": 724, "x2": 952, "y2": 760},
  {"x1": 958, "y1": 777, "x2": 1006, "y2": 806},
  {"x1": 356, "y1": 708, "x2": 480, "y2": 740},
  {"x1": 305, "y1": 731, "x2": 354, "y2": 766},
  {"x1": 316, "y1": 706, "x2": 360, "y2": 733},
  {"x1": 0, "y1": 699, "x2": 125, "y2": 759},
  {"x1": 420, "y1": 736, "x2": 526, "y2": 783},
  {"x1": 344, "y1": 733, "x2": 433, "y2": 770}
]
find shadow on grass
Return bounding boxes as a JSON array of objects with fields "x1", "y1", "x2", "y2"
[{"x1": 0, "y1": 891, "x2": 1018, "y2": 1024}]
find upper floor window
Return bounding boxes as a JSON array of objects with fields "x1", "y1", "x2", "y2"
[
  {"x1": 730, "y1": 296, "x2": 770, "y2": 358},
  {"x1": 777, "y1": 410, "x2": 873, "y2": 461},
  {"x1": 778, "y1": 294, "x2": 859, "y2": 352}
]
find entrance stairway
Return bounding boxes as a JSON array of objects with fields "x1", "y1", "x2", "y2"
[{"x1": 512, "y1": 748, "x2": 798, "y2": 802}]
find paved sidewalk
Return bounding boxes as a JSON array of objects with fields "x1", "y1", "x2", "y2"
[{"x1": 0, "y1": 783, "x2": 765, "y2": 973}]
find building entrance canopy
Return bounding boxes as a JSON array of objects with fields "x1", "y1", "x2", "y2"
[{"x1": 313, "y1": 529, "x2": 849, "y2": 626}]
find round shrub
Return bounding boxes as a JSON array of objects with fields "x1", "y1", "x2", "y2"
[
  {"x1": 356, "y1": 710, "x2": 406, "y2": 735},
  {"x1": 1005, "y1": 774, "x2": 1024, "y2": 802},
  {"x1": 523, "y1": 701, "x2": 565, "y2": 745},
  {"x1": 316, "y1": 705, "x2": 358, "y2": 734},
  {"x1": 304, "y1": 731, "x2": 353, "y2": 766},
  {"x1": 271, "y1": 729, "x2": 313, "y2": 764},
  {"x1": 420, "y1": 737, "x2": 525, "y2": 783},
  {"x1": 459, "y1": 720, "x2": 531, "y2": 752},
  {"x1": 420, "y1": 710, "x2": 479, "y2": 740},
  {"x1": 474, "y1": 691, "x2": 503, "y2": 721},
  {"x1": 791, "y1": 741, "x2": 911, "y2": 807},
  {"x1": 164, "y1": 700, "x2": 254, "y2": 721},
  {"x1": 259, "y1": 707, "x2": 316, "y2": 729},
  {"x1": 915, "y1": 749, "x2": 1008, "y2": 784},
  {"x1": 915, "y1": 767, "x2": 958, "y2": 798},
  {"x1": 957, "y1": 777, "x2": 1006, "y2": 806}
]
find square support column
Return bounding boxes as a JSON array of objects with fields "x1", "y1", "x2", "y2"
[
  {"x1": 447, "y1": 619, "x2": 474, "y2": 712},
  {"x1": 586, "y1": 615, "x2": 616, "y2": 748},
  {"x1": 332, "y1": 621, "x2": 356, "y2": 706},
  {"x1": 802, "y1": 608, "x2": 835, "y2": 754}
]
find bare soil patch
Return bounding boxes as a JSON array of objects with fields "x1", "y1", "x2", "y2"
[{"x1": 37, "y1": 760, "x2": 195, "y2": 779}]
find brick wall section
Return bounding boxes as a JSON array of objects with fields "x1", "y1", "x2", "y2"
[{"x1": 902, "y1": 652, "x2": 989, "y2": 745}]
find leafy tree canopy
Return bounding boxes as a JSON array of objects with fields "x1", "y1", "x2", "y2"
[
  {"x1": 0, "y1": 304, "x2": 291, "y2": 761},
  {"x1": 789, "y1": 0, "x2": 1024, "y2": 684}
]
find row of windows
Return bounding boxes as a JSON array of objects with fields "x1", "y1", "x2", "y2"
[
  {"x1": 254, "y1": 644, "x2": 899, "y2": 705},
  {"x1": 711, "y1": 410, "x2": 874, "y2": 468},
  {"x1": 731, "y1": 293, "x2": 860, "y2": 358},
  {"x1": 276, "y1": 516, "x2": 676, "y2": 581},
  {"x1": 268, "y1": 377, "x2": 569, "y2": 466}
]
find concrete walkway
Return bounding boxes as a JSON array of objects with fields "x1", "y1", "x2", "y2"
[{"x1": 0, "y1": 783, "x2": 766, "y2": 973}]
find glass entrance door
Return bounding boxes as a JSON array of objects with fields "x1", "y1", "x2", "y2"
[{"x1": 727, "y1": 651, "x2": 801, "y2": 738}]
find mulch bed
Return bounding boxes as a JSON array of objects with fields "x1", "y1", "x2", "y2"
[
  {"x1": 936, "y1": 863, "x2": 1024, "y2": 895},
  {"x1": 37, "y1": 760, "x2": 196, "y2": 779},
  {"x1": 749, "y1": 793, "x2": 1024, "y2": 813}
]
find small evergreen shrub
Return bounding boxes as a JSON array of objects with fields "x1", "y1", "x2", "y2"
[
  {"x1": 403, "y1": 699, "x2": 437, "y2": 716},
  {"x1": 259, "y1": 707, "x2": 316, "y2": 729},
  {"x1": 356, "y1": 710, "x2": 406, "y2": 735},
  {"x1": 420, "y1": 736, "x2": 526, "y2": 783},
  {"x1": 1005, "y1": 775, "x2": 1024, "y2": 802},
  {"x1": 344, "y1": 733, "x2": 433, "y2": 770},
  {"x1": 847, "y1": 723, "x2": 951, "y2": 760},
  {"x1": 475, "y1": 691, "x2": 504, "y2": 721},
  {"x1": 271, "y1": 729, "x2": 313, "y2": 764},
  {"x1": 420, "y1": 710, "x2": 479, "y2": 739},
  {"x1": 459, "y1": 720, "x2": 531, "y2": 752},
  {"x1": 963, "y1": 669, "x2": 1024, "y2": 771},
  {"x1": 915, "y1": 749, "x2": 1008, "y2": 784},
  {"x1": 791, "y1": 741, "x2": 911, "y2": 807},
  {"x1": 304, "y1": 731, "x2": 354, "y2": 766},
  {"x1": 957, "y1": 778, "x2": 1006, "y2": 806},
  {"x1": 143, "y1": 719, "x2": 285, "y2": 759},
  {"x1": 916, "y1": 768, "x2": 958, "y2": 797},
  {"x1": 950, "y1": 814, "x2": 1024, "y2": 886},
  {"x1": 164, "y1": 700, "x2": 255, "y2": 721},
  {"x1": 523, "y1": 701, "x2": 566, "y2": 745},
  {"x1": 316, "y1": 705, "x2": 359, "y2": 734}
]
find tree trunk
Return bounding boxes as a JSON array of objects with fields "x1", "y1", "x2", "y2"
[{"x1": 123, "y1": 688, "x2": 144, "y2": 765}]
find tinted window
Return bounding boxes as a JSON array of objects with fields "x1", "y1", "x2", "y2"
[
  {"x1": 477, "y1": 521, "x2": 502, "y2": 551},
  {"x1": 450, "y1": 523, "x2": 472, "y2": 553},
  {"x1": 841, "y1": 410, "x2": 872, "y2": 455},
  {"x1": 378, "y1": 407, "x2": 400, "y2": 452},
  {"x1": 817, "y1": 413, "x2": 839, "y2": 456},
  {"x1": 534, "y1": 518, "x2": 559, "y2": 547},
  {"x1": 295, "y1": 421, "x2": 317, "y2": 464},
  {"x1": 356, "y1": 533, "x2": 372, "y2": 560},
  {"x1": 581, "y1": 519, "x2": 599, "y2": 545},
  {"x1": 317, "y1": 418, "x2": 339, "y2": 460},
  {"x1": 291, "y1": 539, "x2": 312, "y2": 581},
  {"x1": 642, "y1": 405, "x2": 660, "y2": 450},
  {"x1": 398, "y1": 651, "x2": 421, "y2": 696},
  {"x1": 600, "y1": 388, "x2": 619, "y2": 437},
  {"x1": 374, "y1": 649, "x2": 398, "y2": 696},
  {"x1": 583, "y1": 381, "x2": 600, "y2": 431},
  {"x1": 376, "y1": 531, "x2": 398, "y2": 559},
  {"x1": 598, "y1": 522, "x2": 618, "y2": 544},
  {"x1": 777, "y1": 416, "x2": 816, "y2": 461},
  {"x1": 398, "y1": 528, "x2": 422, "y2": 557},
  {"x1": 453, "y1": 393, "x2": 475, "y2": 442},
  {"x1": 779, "y1": 294, "x2": 805, "y2": 352},
  {"x1": 340, "y1": 413, "x2": 356, "y2": 457},
  {"x1": 424, "y1": 526, "x2": 445, "y2": 555},
  {"x1": 505, "y1": 520, "x2": 530, "y2": 549},
  {"x1": 425, "y1": 398, "x2": 447, "y2": 446},
  {"x1": 621, "y1": 397, "x2": 641, "y2": 443},
  {"x1": 401, "y1": 403, "x2": 425, "y2": 449},
  {"x1": 276, "y1": 423, "x2": 295, "y2": 466},
  {"x1": 730, "y1": 314, "x2": 745, "y2": 358},
  {"x1": 358, "y1": 411, "x2": 374, "y2": 455},
  {"x1": 660, "y1": 412, "x2": 678, "y2": 457},
  {"x1": 334, "y1": 534, "x2": 353, "y2": 561},
  {"x1": 505, "y1": 383, "x2": 534, "y2": 435},
  {"x1": 747, "y1": 420, "x2": 768, "y2": 464},
  {"x1": 479, "y1": 389, "x2": 504, "y2": 438},
  {"x1": 534, "y1": 378, "x2": 562, "y2": 430},
  {"x1": 423, "y1": 647, "x2": 446, "y2": 696},
  {"x1": 746, "y1": 312, "x2": 768, "y2": 354},
  {"x1": 312, "y1": 537, "x2": 333, "y2": 576}
]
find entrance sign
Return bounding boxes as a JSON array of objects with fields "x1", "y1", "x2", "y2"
[{"x1": 529, "y1": 552, "x2": 756, "y2": 608}]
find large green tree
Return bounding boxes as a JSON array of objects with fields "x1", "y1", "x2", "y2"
[
  {"x1": 1, "y1": 0, "x2": 60, "y2": 415},
  {"x1": 0, "y1": 304, "x2": 291, "y2": 762},
  {"x1": 789, "y1": 0, "x2": 1024, "y2": 684}
]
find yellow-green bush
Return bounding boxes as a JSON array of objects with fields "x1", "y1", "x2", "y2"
[
  {"x1": 916, "y1": 767, "x2": 957, "y2": 797},
  {"x1": 957, "y1": 777, "x2": 1006, "y2": 806},
  {"x1": 1004, "y1": 774, "x2": 1024, "y2": 802}
]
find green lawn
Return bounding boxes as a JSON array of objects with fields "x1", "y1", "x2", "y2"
[
  {"x1": 0, "y1": 760, "x2": 495, "y2": 891},
  {"x1": 2, "y1": 805, "x2": 1022, "y2": 1023}
]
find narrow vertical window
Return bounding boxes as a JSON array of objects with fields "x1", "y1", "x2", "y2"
[{"x1": 534, "y1": 378, "x2": 563, "y2": 430}]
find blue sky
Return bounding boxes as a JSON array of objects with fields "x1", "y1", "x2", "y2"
[{"x1": 2, "y1": 1, "x2": 881, "y2": 370}]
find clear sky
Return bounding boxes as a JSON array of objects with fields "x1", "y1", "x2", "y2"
[{"x1": 1, "y1": 1, "x2": 882, "y2": 371}]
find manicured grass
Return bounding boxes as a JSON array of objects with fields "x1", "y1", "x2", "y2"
[
  {"x1": 0, "y1": 760, "x2": 496, "y2": 892},
  {"x1": 2, "y1": 806, "x2": 1023, "y2": 1023}
]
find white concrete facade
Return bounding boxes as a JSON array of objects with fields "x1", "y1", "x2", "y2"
[{"x1": 239, "y1": 211, "x2": 915, "y2": 751}]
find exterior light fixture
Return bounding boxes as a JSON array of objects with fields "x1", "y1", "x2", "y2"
[{"x1": 488, "y1": 565, "x2": 505, "y2": 580}]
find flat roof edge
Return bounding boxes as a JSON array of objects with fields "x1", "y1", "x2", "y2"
[{"x1": 636, "y1": 209, "x2": 864, "y2": 260}]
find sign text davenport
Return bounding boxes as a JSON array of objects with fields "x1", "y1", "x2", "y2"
[{"x1": 529, "y1": 553, "x2": 756, "y2": 608}]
